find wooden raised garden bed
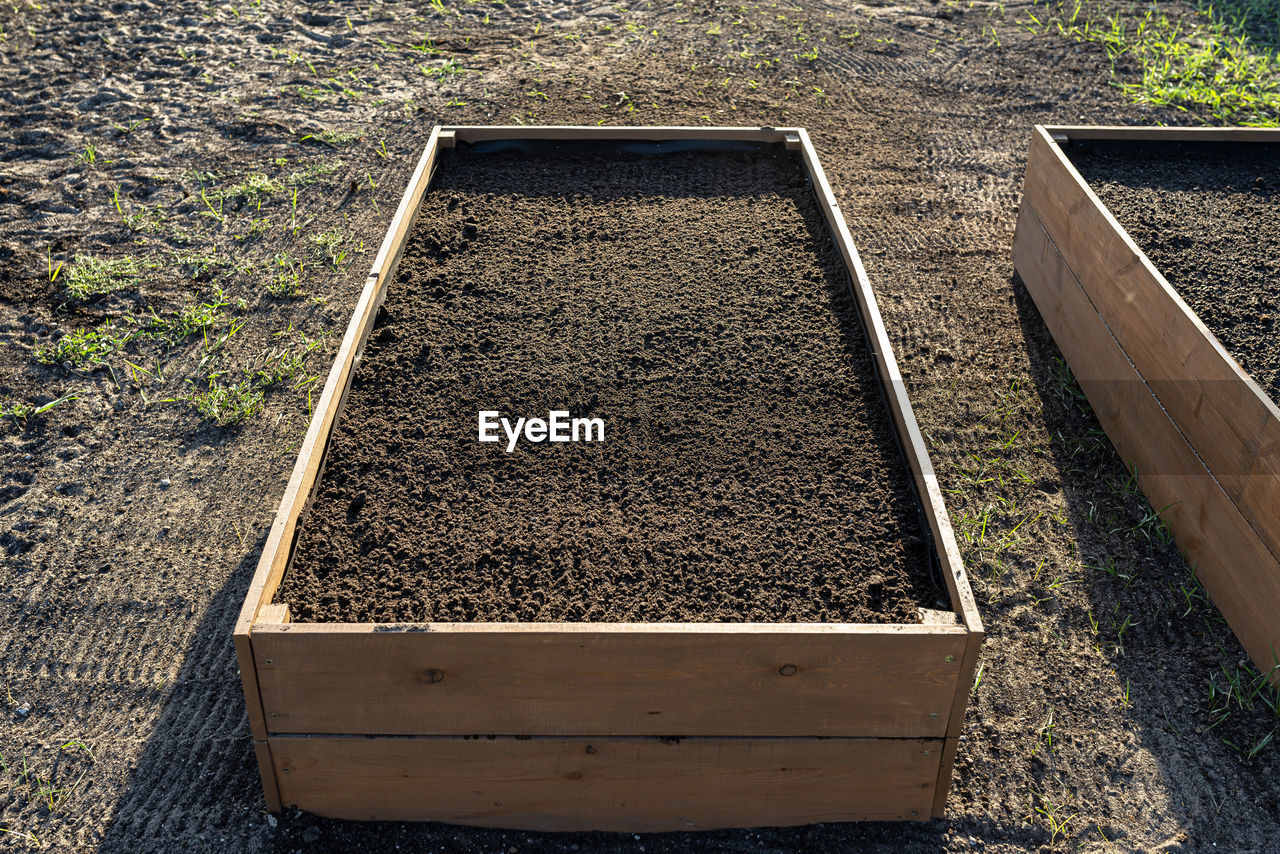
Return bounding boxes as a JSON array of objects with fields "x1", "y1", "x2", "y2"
[
  {"x1": 234, "y1": 126, "x2": 984, "y2": 830},
  {"x1": 1013, "y1": 125, "x2": 1280, "y2": 685}
]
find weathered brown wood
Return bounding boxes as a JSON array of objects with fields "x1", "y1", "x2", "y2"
[
  {"x1": 1013, "y1": 201, "x2": 1280, "y2": 678},
  {"x1": 794, "y1": 129, "x2": 984, "y2": 813},
  {"x1": 367, "y1": 126, "x2": 444, "y2": 296},
  {"x1": 233, "y1": 129, "x2": 447, "y2": 640},
  {"x1": 233, "y1": 631, "x2": 268, "y2": 742},
  {"x1": 258, "y1": 603, "x2": 290, "y2": 624},
  {"x1": 931, "y1": 624, "x2": 982, "y2": 816},
  {"x1": 931, "y1": 736, "x2": 961, "y2": 817},
  {"x1": 255, "y1": 623, "x2": 966, "y2": 738},
  {"x1": 795, "y1": 130, "x2": 984, "y2": 640},
  {"x1": 1043, "y1": 125, "x2": 1280, "y2": 143},
  {"x1": 254, "y1": 740, "x2": 282, "y2": 813},
  {"x1": 270, "y1": 735, "x2": 940, "y2": 829},
  {"x1": 1024, "y1": 127, "x2": 1280, "y2": 564},
  {"x1": 448, "y1": 125, "x2": 791, "y2": 144}
]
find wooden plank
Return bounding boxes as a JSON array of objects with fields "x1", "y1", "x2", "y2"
[
  {"x1": 1024, "y1": 127, "x2": 1280, "y2": 565},
  {"x1": 254, "y1": 739, "x2": 282, "y2": 813},
  {"x1": 254, "y1": 623, "x2": 966, "y2": 738},
  {"x1": 794, "y1": 130, "x2": 984, "y2": 641},
  {"x1": 258, "y1": 603, "x2": 290, "y2": 624},
  {"x1": 1013, "y1": 202, "x2": 1280, "y2": 681},
  {"x1": 232, "y1": 128, "x2": 446, "y2": 639},
  {"x1": 931, "y1": 736, "x2": 961, "y2": 818},
  {"x1": 445, "y1": 125, "x2": 791, "y2": 144},
  {"x1": 931, "y1": 627, "x2": 981, "y2": 815},
  {"x1": 367, "y1": 126, "x2": 444, "y2": 296},
  {"x1": 232, "y1": 631, "x2": 268, "y2": 742},
  {"x1": 270, "y1": 735, "x2": 940, "y2": 829},
  {"x1": 1043, "y1": 125, "x2": 1280, "y2": 143}
]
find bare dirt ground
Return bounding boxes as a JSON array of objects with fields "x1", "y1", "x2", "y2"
[{"x1": 1, "y1": 1, "x2": 1277, "y2": 852}]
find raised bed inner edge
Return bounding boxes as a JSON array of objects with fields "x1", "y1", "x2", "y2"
[
  {"x1": 1012, "y1": 123, "x2": 1280, "y2": 689},
  {"x1": 233, "y1": 125, "x2": 984, "y2": 831}
]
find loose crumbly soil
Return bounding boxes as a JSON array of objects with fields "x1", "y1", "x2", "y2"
[
  {"x1": 1070, "y1": 141, "x2": 1280, "y2": 405},
  {"x1": 280, "y1": 146, "x2": 939, "y2": 624},
  {"x1": 3, "y1": 1, "x2": 1280, "y2": 852}
]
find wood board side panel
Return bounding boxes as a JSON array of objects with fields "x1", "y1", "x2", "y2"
[
  {"x1": 1042, "y1": 125, "x2": 1280, "y2": 143},
  {"x1": 931, "y1": 736, "x2": 961, "y2": 818},
  {"x1": 366, "y1": 126, "x2": 445, "y2": 296},
  {"x1": 1023, "y1": 128, "x2": 1280, "y2": 564},
  {"x1": 932, "y1": 625, "x2": 981, "y2": 816},
  {"x1": 233, "y1": 131, "x2": 445, "y2": 637},
  {"x1": 254, "y1": 626, "x2": 966, "y2": 738},
  {"x1": 446, "y1": 125, "x2": 790, "y2": 143},
  {"x1": 794, "y1": 130, "x2": 983, "y2": 638},
  {"x1": 271, "y1": 735, "x2": 940, "y2": 829},
  {"x1": 1013, "y1": 203, "x2": 1280, "y2": 682},
  {"x1": 233, "y1": 631, "x2": 268, "y2": 742},
  {"x1": 254, "y1": 739, "x2": 282, "y2": 813}
]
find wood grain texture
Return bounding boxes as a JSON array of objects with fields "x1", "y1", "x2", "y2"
[
  {"x1": 795, "y1": 130, "x2": 983, "y2": 641},
  {"x1": 233, "y1": 631, "x2": 268, "y2": 742},
  {"x1": 1013, "y1": 201, "x2": 1280, "y2": 680},
  {"x1": 270, "y1": 734, "x2": 940, "y2": 829},
  {"x1": 446, "y1": 125, "x2": 791, "y2": 143},
  {"x1": 1043, "y1": 125, "x2": 1280, "y2": 142},
  {"x1": 931, "y1": 631, "x2": 980, "y2": 816},
  {"x1": 254, "y1": 623, "x2": 966, "y2": 737},
  {"x1": 931, "y1": 736, "x2": 961, "y2": 818},
  {"x1": 254, "y1": 739, "x2": 282, "y2": 813},
  {"x1": 233, "y1": 129, "x2": 446, "y2": 639},
  {"x1": 1024, "y1": 127, "x2": 1280, "y2": 563},
  {"x1": 258, "y1": 603, "x2": 290, "y2": 624}
]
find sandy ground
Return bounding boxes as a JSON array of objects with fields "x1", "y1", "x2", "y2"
[{"x1": 1, "y1": 1, "x2": 1277, "y2": 852}]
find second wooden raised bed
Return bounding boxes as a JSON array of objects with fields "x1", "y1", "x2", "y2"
[
  {"x1": 233, "y1": 125, "x2": 984, "y2": 830},
  {"x1": 1013, "y1": 125, "x2": 1280, "y2": 685}
]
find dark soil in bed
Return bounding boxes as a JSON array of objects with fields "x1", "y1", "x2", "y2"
[
  {"x1": 1069, "y1": 141, "x2": 1280, "y2": 403},
  {"x1": 278, "y1": 145, "x2": 942, "y2": 624},
  {"x1": 11, "y1": 1, "x2": 1280, "y2": 850}
]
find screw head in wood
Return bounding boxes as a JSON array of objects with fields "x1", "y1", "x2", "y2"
[
  {"x1": 778, "y1": 664, "x2": 798, "y2": 676},
  {"x1": 423, "y1": 668, "x2": 445, "y2": 683},
  {"x1": 264, "y1": 659, "x2": 272, "y2": 665},
  {"x1": 930, "y1": 712, "x2": 938, "y2": 719},
  {"x1": 281, "y1": 768, "x2": 290, "y2": 774},
  {"x1": 945, "y1": 655, "x2": 955, "y2": 662}
]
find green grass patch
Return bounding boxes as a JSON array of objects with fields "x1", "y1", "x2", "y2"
[
  {"x1": 180, "y1": 330, "x2": 327, "y2": 426},
  {"x1": 1029, "y1": 0, "x2": 1280, "y2": 125},
  {"x1": 266, "y1": 252, "x2": 306, "y2": 297},
  {"x1": 222, "y1": 172, "x2": 283, "y2": 202},
  {"x1": 311, "y1": 227, "x2": 347, "y2": 268},
  {"x1": 0, "y1": 393, "x2": 80, "y2": 425},
  {"x1": 182, "y1": 376, "x2": 264, "y2": 426},
  {"x1": 170, "y1": 249, "x2": 223, "y2": 281},
  {"x1": 64, "y1": 255, "x2": 140, "y2": 301},
  {"x1": 34, "y1": 324, "x2": 133, "y2": 371}
]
